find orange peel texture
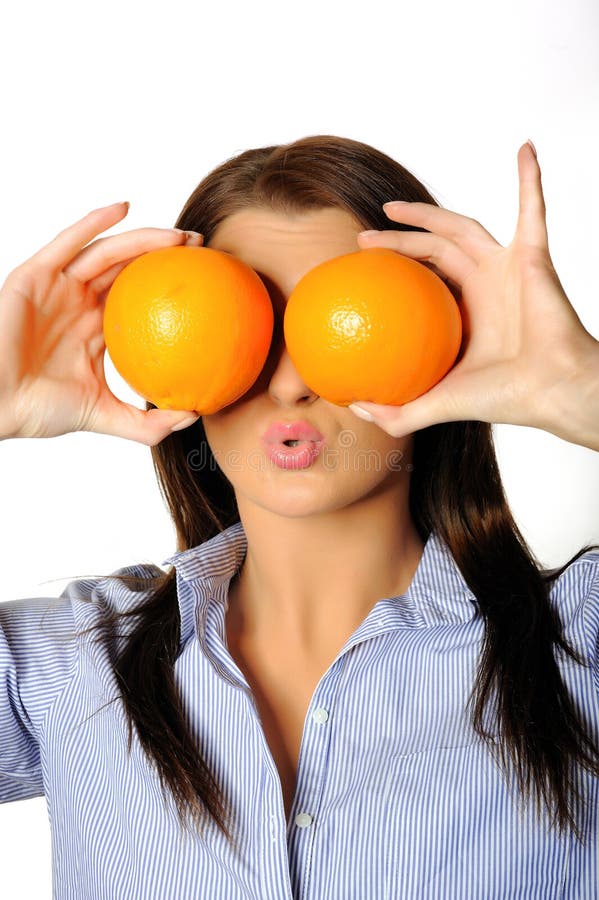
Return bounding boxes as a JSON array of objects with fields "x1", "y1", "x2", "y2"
[
  {"x1": 283, "y1": 247, "x2": 463, "y2": 406},
  {"x1": 103, "y1": 245, "x2": 274, "y2": 415}
]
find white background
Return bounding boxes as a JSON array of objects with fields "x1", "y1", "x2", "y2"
[{"x1": 0, "y1": 0, "x2": 598, "y2": 895}]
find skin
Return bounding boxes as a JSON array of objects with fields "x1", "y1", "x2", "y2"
[
  {"x1": 349, "y1": 144, "x2": 599, "y2": 451},
  {"x1": 203, "y1": 207, "x2": 425, "y2": 661}
]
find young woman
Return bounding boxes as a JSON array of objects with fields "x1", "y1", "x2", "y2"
[{"x1": 1, "y1": 135, "x2": 598, "y2": 899}]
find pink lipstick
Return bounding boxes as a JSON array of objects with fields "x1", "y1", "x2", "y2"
[{"x1": 261, "y1": 420, "x2": 326, "y2": 470}]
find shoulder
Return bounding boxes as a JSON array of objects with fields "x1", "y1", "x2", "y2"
[
  {"x1": 0, "y1": 561, "x2": 164, "y2": 724},
  {"x1": 0, "y1": 561, "x2": 162, "y2": 632},
  {"x1": 63, "y1": 561, "x2": 165, "y2": 623},
  {"x1": 547, "y1": 548, "x2": 599, "y2": 666}
]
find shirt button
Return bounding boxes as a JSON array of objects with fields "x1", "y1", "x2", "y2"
[
  {"x1": 312, "y1": 707, "x2": 329, "y2": 724},
  {"x1": 295, "y1": 812, "x2": 313, "y2": 828}
]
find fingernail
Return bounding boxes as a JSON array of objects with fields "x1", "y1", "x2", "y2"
[
  {"x1": 349, "y1": 404, "x2": 375, "y2": 422},
  {"x1": 526, "y1": 139, "x2": 537, "y2": 159},
  {"x1": 358, "y1": 230, "x2": 380, "y2": 238},
  {"x1": 171, "y1": 415, "x2": 200, "y2": 432},
  {"x1": 172, "y1": 229, "x2": 203, "y2": 243},
  {"x1": 383, "y1": 201, "x2": 409, "y2": 210}
]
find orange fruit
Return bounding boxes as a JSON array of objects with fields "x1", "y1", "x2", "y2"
[
  {"x1": 283, "y1": 247, "x2": 462, "y2": 406},
  {"x1": 103, "y1": 246, "x2": 274, "y2": 414}
]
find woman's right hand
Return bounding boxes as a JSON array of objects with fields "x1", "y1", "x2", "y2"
[{"x1": 0, "y1": 202, "x2": 203, "y2": 445}]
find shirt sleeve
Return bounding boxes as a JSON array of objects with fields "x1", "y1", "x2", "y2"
[
  {"x1": 557, "y1": 548, "x2": 599, "y2": 714},
  {"x1": 587, "y1": 554, "x2": 599, "y2": 702},
  {"x1": 0, "y1": 593, "x2": 78, "y2": 802}
]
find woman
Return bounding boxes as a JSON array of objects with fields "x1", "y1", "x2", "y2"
[{"x1": 1, "y1": 135, "x2": 598, "y2": 899}]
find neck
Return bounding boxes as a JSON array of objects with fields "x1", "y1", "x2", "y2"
[{"x1": 226, "y1": 485, "x2": 424, "y2": 659}]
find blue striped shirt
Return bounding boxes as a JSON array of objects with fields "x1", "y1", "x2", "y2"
[{"x1": 1, "y1": 522, "x2": 598, "y2": 899}]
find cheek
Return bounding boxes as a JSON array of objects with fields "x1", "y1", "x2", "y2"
[
  {"x1": 200, "y1": 413, "x2": 231, "y2": 454},
  {"x1": 340, "y1": 414, "x2": 402, "y2": 451},
  {"x1": 361, "y1": 426, "x2": 413, "y2": 468},
  {"x1": 332, "y1": 414, "x2": 411, "y2": 473},
  {"x1": 201, "y1": 404, "x2": 258, "y2": 464}
]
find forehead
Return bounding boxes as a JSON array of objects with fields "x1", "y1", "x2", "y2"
[{"x1": 208, "y1": 207, "x2": 364, "y2": 290}]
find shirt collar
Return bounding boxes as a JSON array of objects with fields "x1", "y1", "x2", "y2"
[{"x1": 162, "y1": 520, "x2": 478, "y2": 638}]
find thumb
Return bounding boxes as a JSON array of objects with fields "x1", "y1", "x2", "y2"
[
  {"x1": 90, "y1": 401, "x2": 200, "y2": 445},
  {"x1": 348, "y1": 381, "x2": 466, "y2": 439}
]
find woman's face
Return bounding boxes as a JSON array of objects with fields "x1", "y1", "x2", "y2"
[{"x1": 202, "y1": 206, "x2": 415, "y2": 519}]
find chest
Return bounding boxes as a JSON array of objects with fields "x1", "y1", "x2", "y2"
[{"x1": 226, "y1": 636, "x2": 327, "y2": 821}]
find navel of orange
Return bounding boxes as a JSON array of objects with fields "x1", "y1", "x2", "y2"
[
  {"x1": 103, "y1": 246, "x2": 274, "y2": 415},
  {"x1": 283, "y1": 247, "x2": 463, "y2": 406}
]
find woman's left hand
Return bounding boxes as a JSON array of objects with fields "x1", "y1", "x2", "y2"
[{"x1": 351, "y1": 142, "x2": 599, "y2": 451}]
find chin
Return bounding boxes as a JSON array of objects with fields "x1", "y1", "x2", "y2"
[{"x1": 241, "y1": 480, "x2": 358, "y2": 520}]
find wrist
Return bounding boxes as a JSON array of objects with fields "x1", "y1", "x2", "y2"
[{"x1": 541, "y1": 334, "x2": 599, "y2": 451}]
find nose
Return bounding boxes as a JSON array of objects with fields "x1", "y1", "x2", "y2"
[
  {"x1": 266, "y1": 333, "x2": 319, "y2": 407},
  {"x1": 251, "y1": 269, "x2": 319, "y2": 407}
]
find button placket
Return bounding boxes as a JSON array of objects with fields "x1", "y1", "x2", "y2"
[
  {"x1": 284, "y1": 657, "x2": 351, "y2": 900},
  {"x1": 291, "y1": 705, "x2": 329, "y2": 825},
  {"x1": 294, "y1": 812, "x2": 313, "y2": 828},
  {"x1": 289, "y1": 655, "x2": 349, "y2": 836},
  {"x1": 291, "y1": 704, "x2": 330, "y2": 828},
  {"x1": 312, "y1": 706, "x2": 329, "y2": 725}
]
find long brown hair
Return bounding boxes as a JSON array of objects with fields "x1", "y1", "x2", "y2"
[{"x1": 83, "y1": 135, "x2": 599, "y2": 848}]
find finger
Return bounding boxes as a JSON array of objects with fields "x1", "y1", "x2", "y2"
[
  {"x1": 347, "y1": 377, "x2": 467, "y2": 439},
  {"x1": 357, "y1": 229, "x2": 477, "y2": 288},
  {"x1": 91, "y1": 399, "x2": 200, "y2": 446},
  {"x1": 89, "y1": 231, "x2": 204, "y2": 298},
  {"x1": 515, "y1": 141, "x2": 549, "y2": 249},
  {"x1": 31, "y1": 203, "x2": 131, "y2": 273},
  {"x1": 90, "y1": 258, "x2": 138, "y2": 300},
  {"x1": 381, "y1": 201, "x2": 500, "y2": 261},
  {"x1": 65, "y1": 228, "x2": 204, "y2": 283}
]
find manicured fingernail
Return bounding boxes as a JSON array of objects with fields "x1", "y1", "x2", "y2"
[
  {"x1": 526, "y1": 139, "x2": 537, "y2": 159},
  {"x1": 171, "y1": 415, "x2": 200, "y2": 432},
  {"x1": 383, "y1": 201, "x2": 409, "y2": 210},
  {"x1": 358, "y1": 230, "x2": 380, "y2": 238},
  {"x1": 172, "y1": 229, "x2": 203, "y2": 243},
  {"x1": 349, "y1": 404, "x2": 375, "y2": 422}
]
